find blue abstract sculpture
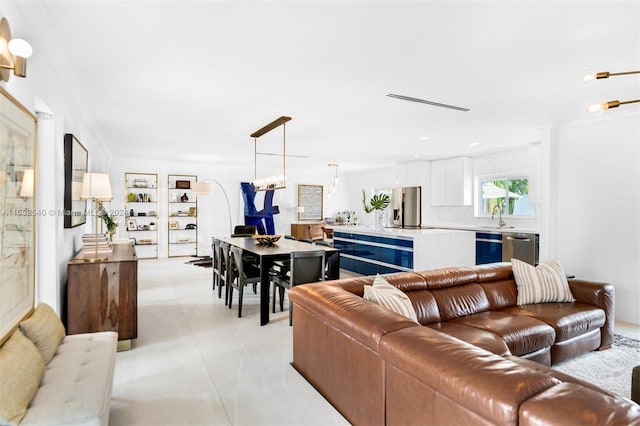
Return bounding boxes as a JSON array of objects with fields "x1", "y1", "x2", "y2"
[{"x1": 240, "y1": 182, "x2": 280, "y2": 235}]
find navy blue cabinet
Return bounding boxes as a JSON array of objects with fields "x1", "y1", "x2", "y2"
[
  {"x1": 476, "y1": 232, "x2": 502, "y2": 265},
  {"x1": 333, "y1": 231, "x2": 413, "y2": 275}
]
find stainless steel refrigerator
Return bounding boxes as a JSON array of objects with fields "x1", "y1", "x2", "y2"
[{"x1": 392, "y1": 186, "x2": 422, "y2": 228}]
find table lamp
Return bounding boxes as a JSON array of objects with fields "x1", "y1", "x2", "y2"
[{"x1": 80, "y1": 173, "x2": 113, "y2": 262}]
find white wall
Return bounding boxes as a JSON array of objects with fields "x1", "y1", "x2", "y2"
[
  {"x1": 109, "y1": 159, "x2": 337, "y2": 257},
  {"x1": 555, "y1": 111, "x2": 640, "y2": 324},
  {"x1": 0, "y1": 2, "x2": 112, "y2": 315}
]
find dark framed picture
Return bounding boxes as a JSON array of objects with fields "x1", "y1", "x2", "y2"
[
  {"x1": 176, "y1": 180, "x2": 191, "y2": 189},
  {"x1": 63, "y1": 134, "x2": 88, "y2": 228},
  {"x1": 127, "y1": 219, "x2": 137, "y2": 231}
]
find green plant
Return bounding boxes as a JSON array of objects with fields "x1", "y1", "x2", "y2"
[
  {"x1": 96, "y1": 201, "x2": 118, "y2": 233},
  {"x1": 362, "y1": 190, "x2": 391, "y2": 213}
]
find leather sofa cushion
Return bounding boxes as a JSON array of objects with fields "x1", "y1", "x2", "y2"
[
  {"x1": 380, "y1": 327, "x2": 560, "y2": 425},
  {"x1": 431, "y1": 283, "x2": 491, "y2": 321},
  {"x1": 519, "y1": 382, "x2": 640, "y2": 426},
  {"x1": 428, "y1": 322, "x2": 511, "y2": 356},
  {"x1": 414, "y1": 267, "x2": 477, "y2": 290},
  {"x1": 501, "y1": 303, "x2": 605, "y2": 342},
  {"x1": 452, "y1": 311, "x2": 555, "y2": 356}
]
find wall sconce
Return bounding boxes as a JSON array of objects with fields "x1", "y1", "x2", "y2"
[
  {"x1": 250, "y1": 116, "x2": 291, "y2": 191},
  {"x1": 326, "y1": 163, "x2": 339, "y2": 197},
  {"x1": 0, "y1": 17, "x2": 33, "y2": 81},
  {"x1": 584, "y1": 69, "x2": 640, "y2": 114}
]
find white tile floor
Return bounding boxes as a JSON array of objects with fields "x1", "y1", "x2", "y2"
[
  {"x1": 110, "y1": 258, "x2": 640, "y2": 425},
  {"x1": 109, "y1": 257, "x2": 349, "y2": 426}
]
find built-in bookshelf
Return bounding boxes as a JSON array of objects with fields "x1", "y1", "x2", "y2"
[
  {"x1": 124, "y1": 172, "x2": 158, "y2": 259},
  {"x1": 167, "y1": 174, "x2": 198, "y2": 257}
]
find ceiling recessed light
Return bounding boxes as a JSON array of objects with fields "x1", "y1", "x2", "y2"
[
  {"x1": 419, "y1": 136, "x2": 430, "y2": 141},
  {"x1": 469, "y1": 142, "x2": 480, "y2": 147}
]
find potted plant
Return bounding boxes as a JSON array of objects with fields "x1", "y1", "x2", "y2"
[
  {"x1": 97, "y1": 201, "x2": 118, "y2": 241},
  {"x1": 362, "y1": 190, "x2": 391, "y2": 228}
]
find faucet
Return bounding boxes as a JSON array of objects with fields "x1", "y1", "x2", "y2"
[{"x1": 492, "y1": 203, "x2": 506, "y2": 228}]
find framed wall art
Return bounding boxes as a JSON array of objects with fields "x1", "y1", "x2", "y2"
[
  {"x1": 64, "y1": 133, "x2": 88, "y2": 228},
  {"x1": 298, "y1": 184, "x2": 323, "y2": 220},
  {"x1": 0, "y1": 86, "x2": 37, "y2": 342}
]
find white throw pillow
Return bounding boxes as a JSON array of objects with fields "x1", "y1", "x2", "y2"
[
  {"x1": 363, "y1": 274, "x2": 418, "y2": 322},
  {"x1": 512, "y1": 258, "x2": 575, "y2": 305}
]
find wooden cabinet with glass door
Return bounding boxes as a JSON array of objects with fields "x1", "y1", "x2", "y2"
[
  {"x1": 124, "y1": 172, "x2": 158, "y2": 259},
  {"x1": 168, "y1": 174, "x2": 198, "y2": 257}
]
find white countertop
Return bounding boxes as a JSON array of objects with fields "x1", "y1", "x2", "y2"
[{"x1": 331, "y1": 224, "x2": 539, "y2": 236}]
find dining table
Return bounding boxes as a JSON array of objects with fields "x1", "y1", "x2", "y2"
[{"x1": 218, "y1": 236, "x2": 340, "y2": 325}]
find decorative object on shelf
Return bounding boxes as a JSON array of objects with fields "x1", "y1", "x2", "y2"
[
  {"x1": 185, "y1": 223, "x2": 196, "y2": 229},
  {"x1": 250, "y1": 116, "x2": 291, "y2": 191},
  {"x1": 148, "y1": 210, "x2": 156, "y2": 216},
  {"x1": 251, "y1": 234, "x2": 281, "y2": 246},
  {"x1": 169, "y1": 221, "x2": 179, "y2": 230},
  {"x1": 180, "y1": 192, "x2": 189, "y2": 202},
  {"x1": 127, "y1": 192, "x2": 136, "y2": 202},
  {"x1": 176, "y1": 180, "x2": 191, "y2": 189},
  {"x1": 132, "y1": 178, "x2": 147, "y2": 188},
  {"x1": 193, "y1": 179, "x2": 233, "y2": 235},
  {"x1": 188, "y1": 207, "x2": 196, "y2": 216},
  {"x1": 0, "y1": 17, "x2": 33, "y2": 81},
  {"x1": 127, "y1": 219, "x2": 137, "y2": 231},
  {"x1": 80, "y1": 173, "x2": 113, "y2": 262},
  {"x1": 584, "y1": 69, "x2": 640, "y2": 114},
  {"x1": 326, "y1": 163, "x2": 339, "y2": 197},
  {"x1": 149, "y1": 222, "x2": 155, "y2": 230},
  {"x1": 96, "y1": 201, "x2": 118, "y2": 241},
  {"x1": 64, "y1": 134, "x2": 88, "y2": 228}
]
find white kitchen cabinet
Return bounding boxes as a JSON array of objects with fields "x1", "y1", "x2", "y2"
[
  {"x1": 430, "y1": 157, "x2": 472, "y2": 206},
  {"x1": 394, "y1": 161, "x2": 428, "y2": 187}
]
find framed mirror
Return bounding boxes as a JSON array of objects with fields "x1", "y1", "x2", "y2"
[{"x1": 64, "y1": 133, "x2": 88, "y2": 228}]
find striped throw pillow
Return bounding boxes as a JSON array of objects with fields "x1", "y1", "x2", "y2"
[
  {"x1": 512, "y1": 258, "x2": 575, "y2": 305},
  {"x1": 363, "y1": 274, "x2": 418, "y2": 322}
]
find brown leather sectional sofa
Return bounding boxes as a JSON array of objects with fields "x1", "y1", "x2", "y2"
[{"x1": 289, "y1": 262, "x2": 640, "y2": 425}]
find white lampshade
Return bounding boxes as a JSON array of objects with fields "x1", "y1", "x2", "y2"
[
  {"x1": 8, "y1": 38, "x2": 32, "y2": 58},
  {"x1": 80, "y1": 173, "x2": 112, "y2": 201},
  {"x1": 192, "y1": 181, "x2": 214, "y2": 196},
  {"x1": 19, "y1": 168, "x2": 34, "y2": 198}
]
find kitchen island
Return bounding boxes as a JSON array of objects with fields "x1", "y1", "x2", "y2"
[{"x1": 333, "y1": 227, "x2": 475, "y2": 275}]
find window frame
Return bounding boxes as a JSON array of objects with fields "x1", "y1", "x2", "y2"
[{"x1": 474, "y1": 174, "x2": 534, "y2": 218}]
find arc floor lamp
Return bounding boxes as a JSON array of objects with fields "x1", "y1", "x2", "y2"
[{"x1": 192, "y1": 179, "x2": 233, "y2": 236}]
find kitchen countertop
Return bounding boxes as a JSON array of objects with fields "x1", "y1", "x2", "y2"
[{"x1": 330, "y1": 224, "x2": 539, "y2": 236}]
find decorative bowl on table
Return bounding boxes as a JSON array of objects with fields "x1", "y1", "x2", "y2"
[{"x1": 251, "y1": 234, "x2": 281, "y2": 246}]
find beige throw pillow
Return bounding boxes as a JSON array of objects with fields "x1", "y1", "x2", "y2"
[
  {"x1": 363, "y1": 274, "x2": 418, "y2": 322},
  {"x1": 512, "y1": 258, "x2": 575, "y2": 305},
  {"x1": 0, "y1": 330, "x2": 45, "y2": 425},
  {"x1": 19, "y1": 303, "x2": 66, "y2": 364}
]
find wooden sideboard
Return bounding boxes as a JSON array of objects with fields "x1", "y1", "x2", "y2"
[
  {"x1": 66, "y1": 243, "x2": 138, "y2": 347},
  {"x1": 290, "y1": 222, "x2": 324, "y2": 241}
]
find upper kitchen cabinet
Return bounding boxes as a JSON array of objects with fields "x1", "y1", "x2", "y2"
[
  {"x1": 430, "y1": 157, "x2": 472, "y2": 206},
  {"x1": 394, "y1": 161, "x2": 429, "y2": 188}
]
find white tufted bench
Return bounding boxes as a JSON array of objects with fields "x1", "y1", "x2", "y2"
[
  {"x1": 0, "y1": 304, "x2": 117, "y2": 426},
  {"x1": 20, "y1": 332, "x2": 117, "y2": 426}
]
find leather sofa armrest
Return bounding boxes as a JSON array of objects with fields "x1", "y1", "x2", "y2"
[
  {"x1": 568, "y1": 279, "x2": 614, "y2": 349},
  {"x1": 290, "y1": 282, "x2": 419, "y2": 351}
]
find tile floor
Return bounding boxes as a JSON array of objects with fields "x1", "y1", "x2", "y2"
[
  {"x1": 110, "y1": 257, "x2": 640, "y2": 425},
  {"x1": 110, "y1": 257, "x2": 349, "y2": 426}
]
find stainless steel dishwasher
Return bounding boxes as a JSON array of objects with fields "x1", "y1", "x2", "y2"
[{"x1": 502, "y1": 232, "x2": 538, "y2": 265}]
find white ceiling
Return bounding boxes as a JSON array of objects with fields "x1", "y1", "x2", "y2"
[{"x1": 29, "y1": 1, "x2": 640, "y2": 172}]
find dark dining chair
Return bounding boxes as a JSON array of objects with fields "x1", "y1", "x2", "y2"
[
  {"x1": 231, "y1": 225, "x2": 257, "y2": 237},
  {"x1": 228, "y1": 246, "x2": 261, "y2": 318},
  {"x1": 271, "y1": 250, "x2": 325, "y2": 325},
  {"x1": 211, "y1": 238, "x2": 221, "y2": 291},
  {"x1": 218, "y1": 241, "x2": 231, "y2": 302}
]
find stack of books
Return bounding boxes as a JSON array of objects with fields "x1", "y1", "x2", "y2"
[{"x1": 81, "y1": 234, "x2": 113, "y2": 257}]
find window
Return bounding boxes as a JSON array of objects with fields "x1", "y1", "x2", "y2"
[{"x1": 476, "y1": 175, "x2": 534, "y2": 217}]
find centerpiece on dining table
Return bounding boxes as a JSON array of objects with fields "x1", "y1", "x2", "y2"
[{"x1": 251, "y1": 234, "x2": 281, "y2": 246}]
